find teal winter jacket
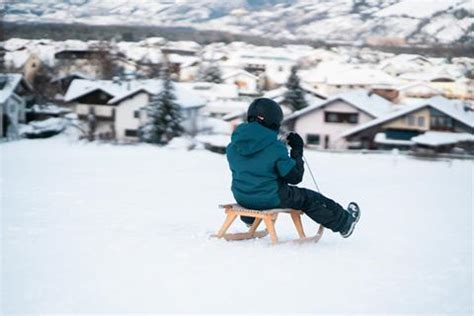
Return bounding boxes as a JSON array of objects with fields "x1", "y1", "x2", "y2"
[{"x1": 226, "y1": 122, "x2": 296, "y2": 209}]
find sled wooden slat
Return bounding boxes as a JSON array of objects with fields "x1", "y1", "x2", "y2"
[{"x1": 213, "y1": 203, "x2": 324, "y2": 245}]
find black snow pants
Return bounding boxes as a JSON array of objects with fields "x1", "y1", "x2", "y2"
[
  {"x1": 278, "y1": 185, "x2": 349, "y2": 232},
  {"x1": 240, "y1": 185, "x2": 349, "y2": 233}
]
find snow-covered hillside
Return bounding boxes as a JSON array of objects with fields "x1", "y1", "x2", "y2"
[
  {"x1": 1, "y1": 134, "x2": 472, "y2": 313},
  {"x1": 4, "y1": 0, "x2": 474, "y2": 44}
]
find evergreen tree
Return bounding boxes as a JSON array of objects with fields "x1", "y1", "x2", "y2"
[
  {"x1": 0, "y1": 48, "x2": 5, "y2": 73},
  {"x1": 199, "y1": 62, "x2": 223, "y2": 83},
  {"x1": 282, "y1": 66, "x2": 308, "y2": 111},
  {"x1": 140, "y1": 62, "x2": 184, "y2": 144}
]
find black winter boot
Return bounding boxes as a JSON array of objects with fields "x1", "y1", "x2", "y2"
[{"x1": 340, "y1": 202, "x2": 361, "y2": 238}]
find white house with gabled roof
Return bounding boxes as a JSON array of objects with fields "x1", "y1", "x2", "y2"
[
  {"x1": 341, "y1": 96, "x2": 474, "y2": 149},
  {"x1": 0, "y1": 74, "x2": 32, "y2": 139},
  {"x1": 283, "y1": 90, "x2": 394, "y2": 149},
  {"x1": 64, "y1": 78, "x2": 206, "y2": 141}
]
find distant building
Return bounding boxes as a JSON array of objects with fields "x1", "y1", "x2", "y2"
[
  {"x1": 178, "y1": 82, "x2": 243, "y2": 118},
  {"x1": 222, "y1": 69, "x2": 259, "y2": 95},
  {"x1": 54, "y1": 49, "x2": 113, "y2": 79},
  {"x1": 411, "y1": 131, "x2": 474, "y2": 155},
  {"x1": 379, "y1": 54, "x2": 433, "y2": 76},
  {"x1": 50, "y1": 72, "x2": 92, "y2": 96},
  {"x1": 0, "y1": 74, "x2": 33, "y2": 139},
  {"x1": 342, "y1": 96, "x2": 474, "y2": 150},
  {"x1": 372, "y1": 82, "x2": 444, "y2": 103},
  {"x1": 64, "y1": 78, "x2": 206, "y2": 141},
  {"x1": 283, "y1": 90, "x2": 393, "y2": 150},
  {"x1": 301, "y1": 63, "x2": 401, "y2": 96}
]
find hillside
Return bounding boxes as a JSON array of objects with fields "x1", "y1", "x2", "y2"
[{"x1": 4, "y1": 0, "x2": 474, "y2": 45}]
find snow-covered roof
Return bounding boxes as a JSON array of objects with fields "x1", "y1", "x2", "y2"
[
  {"x1": 65, "y1": 79, "x2": 125, "y2": 102},
  {"x1": 163, "y1": 41, "x2": 201, "y2": 51},
  {"x1": 411, "y1": 131, "x2": 474, "y2": 147},
  {"x1": 222, "y1": 69, "x2": 258, "y2": 80},
  {"x1": 31, "y1": 104, "x2": 72, "y2": 115},
  {"x1": 167, "y1": 54, "x2": 199, "y2": 68},
  {"x1": 398, "y1": 71, "x2": 455, "y2": 82},
  {"x1": 301, "y1": 62, "x2": 400, "y2": 86},
  {"x1": 179, "y1": 82, "x2": 239, "y2": 101},
  {"x1": 397, "y1": 82, "x2": 444, "y2": 94},
  {"x1": 263, "y1": 83, "x2": 326, "y2": 103},
  {"x1": 284, "y1": 90, "x2": 393, "y2": 122},
  {"x1": 51, "y1": 72, "x2": 92, "y2": 83},
  {"x1": 328, "y1": 67, "x2": 400, "y2": 86},
  {"x1": 0, "y1": 74, "x2": 23, "y2": 104},
  {"x1": 380, "y1": 54, "x2": 432, "y2": 67},
  {"x1": 65, "y1": 79, "x2": 206, "y2": 109},
  {"x1": 265, "y1": 68, "x2": 291, "y2": 85},
  {"x1": 342, "y1": 96, "x2": 474, "y2": 138}
]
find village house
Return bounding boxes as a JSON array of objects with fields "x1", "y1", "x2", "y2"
[
  {"x1": 50, "y1": 72, "x2": 92, "y2": 96},
  {"x1": 219, "y1": 43, "x2": 310, "y2": 90},
  {"x1": 216, "y1": 83, "x2": 327, "y2": 129},
  {"x1": 341, "y1": 96, "x2": 474, "y2": 150},
  {"x1": 379, "y1": 54, "x2": 434, "y2": 76},
  {"x1": 283, "y1": 90, "x2": 394, "y2": 150},
  {"x1": 54, "y1": 48, "x2": 117, "y2": 79},
  {"x1": 178, "y1": 81, "x2": 243, "y2": 118},
  {"x1": 64, "y1": 78, "x2": 206, "y2": 141},
  {"x1": 0, "y1": 74, "x2": 33, "y2": 139},
  {"x1": 372, "y1": 82, "x2": 444, "y2": 103},
  {"x1": 222, "y1": 69, "x2": 259, "y2": 95},
  {"x1": 300, "y1": 62, "x2": 401, "y2": 96},
  {"x1": 264, "y1": 83, "x2": 326, "y2": 111},
  {"x1": 179, "y1": 81, "x2": 239, "y2": 101},
  {"x1": 410, "y1": 131, "x2": 474, "y2": 155}
]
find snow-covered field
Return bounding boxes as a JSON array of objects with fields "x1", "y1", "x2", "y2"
[{"x1": 1, "y1": 134, "x2": 472, "y2": 314}]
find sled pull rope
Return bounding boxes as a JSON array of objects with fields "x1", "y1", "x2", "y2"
[{"x1": 303, "y1": 154, "x2": 321, "y2": 193}]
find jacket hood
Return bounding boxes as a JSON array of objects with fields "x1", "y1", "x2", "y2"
[{"x1": 231, "y1": 122, "x2": 278, "y2": 156}]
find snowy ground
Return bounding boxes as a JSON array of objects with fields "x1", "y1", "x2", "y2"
[{"x1": 1, "y1": 134, "x2": 472, "y2": 314}]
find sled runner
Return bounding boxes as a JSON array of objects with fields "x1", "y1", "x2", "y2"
[{"x1": 213, "y1": 204, "x2": 324, "y2": 245}]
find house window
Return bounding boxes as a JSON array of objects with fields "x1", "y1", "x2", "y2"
[
  {"x1": 429, "y1": 108, "x2": 454, "y2": 131},
  {"x1": 406, "y1": 115, "x2": 415, "y2": 126},
  {"x1": 431, "y1": 116, "x2": 453, "y2": 131},
  {"x1": 417, "y1": 116, "x2": 425, "y2": 127},
  {"x1": 306, "y1": 134, "x2": 320, "y2": 145},
  {"x1": 324, "y1": 112, "x2": 359, "y2": 124},
  {"x1": 326, "y1": 113, "x2": 338, "y2": 122},
  {"x1": 9, "y1": 102, "x2": 17, "y2": 114},
  {"x1": 99, "y1": 93, "x2": 108, "y2": 101},
  {"x1": 125, "y1": 129, "x2": 138, "y2": 137},
  {"x1": 134, "y1": 110, "x2": 140, "y2": 118},
  {"x1": 348, "y1": 114, "x2": 358, "y2": 124}
]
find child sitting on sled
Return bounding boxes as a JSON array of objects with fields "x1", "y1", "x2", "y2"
[{"x1": 226, "y1": 98, "x2": 361, "y2": 238}]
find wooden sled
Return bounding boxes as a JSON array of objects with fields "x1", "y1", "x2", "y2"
[{"x1": 212, "y1": 204, "x2": 324, "y2": 245}]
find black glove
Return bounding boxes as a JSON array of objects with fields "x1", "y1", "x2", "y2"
[{"x1": 287, "y1": 132, "x2": 304, "y2": 158}]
